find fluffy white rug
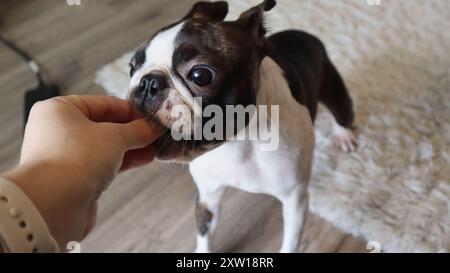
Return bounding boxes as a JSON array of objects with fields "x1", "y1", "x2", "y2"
[{"x1": 96, "y1": 0, "x2": 450, "y2": 252}]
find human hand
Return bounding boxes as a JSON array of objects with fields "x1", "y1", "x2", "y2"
[{"x1": 3, "y1": 95, "x2": 161, "y2": 250}]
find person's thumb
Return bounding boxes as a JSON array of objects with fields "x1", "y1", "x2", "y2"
[{"x1": 119, "y1": 118, "x2": 162, "y2": 149}]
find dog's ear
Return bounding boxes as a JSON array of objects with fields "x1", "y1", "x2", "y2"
[
  {"x1": 236, "y1": 0, "x2": 276, "y2": 43},
  {"x1": 184, "y1": 1, "x2": 229, "y2": 22}
]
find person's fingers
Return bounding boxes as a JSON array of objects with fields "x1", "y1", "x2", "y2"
[
  {"x1": 57, "y1": 95, "x2": 144, "y2": 123},
  {"x1": 119, "y1": 145, "x2": 155, "y2": 172},
  {"x1": 119, "y1": 118, "x2": 162, "y2": 150}
]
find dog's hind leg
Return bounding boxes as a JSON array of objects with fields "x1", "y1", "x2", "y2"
[
  {"x1": 278, "y1": 185, "x2": 309, "y2": 253},
  {"x1": 319, "y1": 60, "x2": 357, "y2": 152},
  {"x1": 194, "y1": 185, "x2": 224, "y2": 253}
]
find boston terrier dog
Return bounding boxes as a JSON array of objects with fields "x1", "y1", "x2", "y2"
[{"x1": 127, "y1": 0, "x2": 357, "y2": 253}]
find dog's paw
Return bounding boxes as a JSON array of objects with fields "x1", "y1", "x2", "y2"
[
  {"x1": 195, "y1": 235, "x2": 210, "y2": 253},
  {"x1": 195, "y1": 247, "x2": 210, "y2": 253},
  {"x1": 332, "y1": 123, "x2": 357, "y2": 153}
]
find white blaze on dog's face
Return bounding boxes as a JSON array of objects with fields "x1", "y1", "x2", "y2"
[{"x1": 128, "y1": 0, "x2": 276, "y2": 162}]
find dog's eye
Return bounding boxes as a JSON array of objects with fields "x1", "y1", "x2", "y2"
[{"x1": 188, "y1": 65, "x2": 215, "y2": 86}]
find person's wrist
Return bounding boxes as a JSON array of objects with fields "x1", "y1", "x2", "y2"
[{"x1": 2, "y1": 160, "x2": 88, "y2": 249}]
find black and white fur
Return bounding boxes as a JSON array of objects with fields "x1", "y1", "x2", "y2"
[{"x1": 127, "y1": 0, "x2": 356, "y2": 253}]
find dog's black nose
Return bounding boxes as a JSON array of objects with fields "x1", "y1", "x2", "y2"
[{"x1": 138, "y1": 72, "x2": 167, "y2": 96}]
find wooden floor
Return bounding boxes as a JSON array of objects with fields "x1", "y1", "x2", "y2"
[{"x1": 0, "y1": 0, "x2": 366, "y2": 252}]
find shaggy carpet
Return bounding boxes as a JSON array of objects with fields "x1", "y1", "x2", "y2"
[{"x1": 96, "y1": 0, "x2": 450, "y2": 252}]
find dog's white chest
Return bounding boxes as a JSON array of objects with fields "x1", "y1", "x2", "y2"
[{"x1": 190, "y1": 137, "x2": 298, "y2": 195}]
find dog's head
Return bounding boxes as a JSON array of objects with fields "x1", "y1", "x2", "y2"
[{"x1": 128, "y1": 0, "x2": 276, "y2": 162}]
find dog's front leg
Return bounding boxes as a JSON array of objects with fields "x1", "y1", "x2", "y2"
[
  {"x1": 279, "y1": 185, "x2": 309, "y2": 253},
  {"x1": 195, "y1": 185, "x2": 224, "y2": 253}
]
